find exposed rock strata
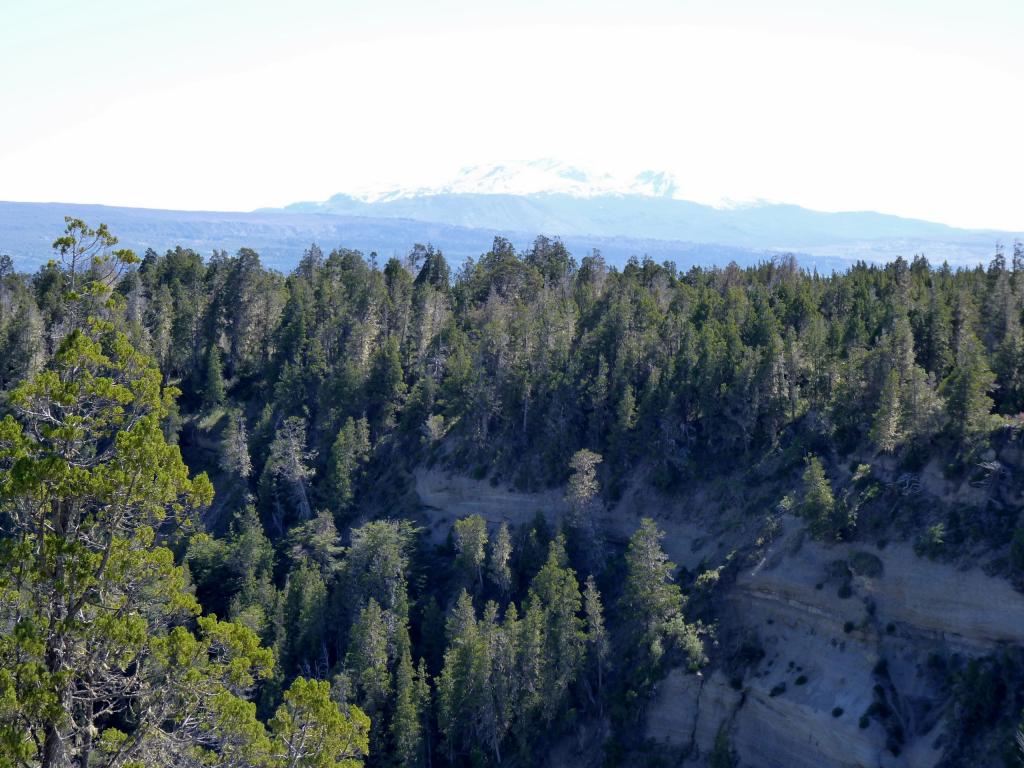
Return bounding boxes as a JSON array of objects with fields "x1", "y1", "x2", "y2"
[{"x1": 414, "y1": 470, "x2": 1024, "y2": 767}]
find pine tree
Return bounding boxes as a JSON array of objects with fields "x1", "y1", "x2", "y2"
[
  {"x1": 566, "y1": 448, "x2": 602, "y2": 523},
  {"x1": 265, "y1": 416, "x2": 317, "y2": 521},
  {"x1": 346, "y1": 599, "x2": 392, "y2": 718},
  {"x1": 583, "y1": 575, "x2": 608, "y2": 711},
  {"x1": 220, "y1": 407, "x2": 253, "y2": 480},
  {"x1": 203, "y1": 342, "x2": 226, "y2": 407},
  {"x1": 0, "y1": 309, "x2": 366, "y2": 768},
  {"x1": 328, "y1": 416, "x2": 371, "y2": 514},
  {"x1": 871, "y1": 369, "x2": 902, "y2": 453},
  {"x1": 340, "y1": 520, "x2": 415, "y2": 631},
  {"x1": 565, "y1": 449, "x2": 603, "y2": 571},
  {"x1": 488, "y1": 522, "x2": 513, "y2": 597},
  {"x1": 390, "y1": 626, "x2": 424, "y2": 767},
  {"x1": 621, "y1": 519, "x2": 704, "y2": 678},
  {"x1": 367, "y1": 336, "x2": 407, "y2": 434},
  {"x1": 942, "y1": 331, "x2": 997, "y2": 443},
  {"x1": 527, "y1": 537, "x2": 585, "y2": 725},
  {"x1": 454, "y1": 514, "x2": 488, "y2": 592},
  {"x1": 283, "y1": 561, "x2": 329, "y2": 676},
  {"x1": 800, "y1": 454, "x2": 849, "y2": 540},
  {"x1": 436, "y1": 590, "x2": 490, "y2": 763},
  {"x1": 269, "y1": 677, "x2": 370, "y2": 768}
]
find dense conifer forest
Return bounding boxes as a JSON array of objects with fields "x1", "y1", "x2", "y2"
[{"x1": 2, "y1": 219, "x2": 1024, "y2": 766}]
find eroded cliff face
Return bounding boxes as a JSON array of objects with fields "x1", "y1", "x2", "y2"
[
  {"x1": 643, "y1": 514, "x2": 1024, "y2": 768},
  {"x1": 414, "y1": 467, "x2": 1024, "y2": 768}
]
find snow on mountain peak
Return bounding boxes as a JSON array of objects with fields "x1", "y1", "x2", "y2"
[{"x1": 344, "y1": 160, "x2": 687, "y2": 203}]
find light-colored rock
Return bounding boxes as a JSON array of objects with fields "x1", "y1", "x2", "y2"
[
  {"x1": 414, "y1": 468, "x2": 568, "y2": 542},
  {"x1": 737, "y1": 522, "x2": 1024, "y2": 651},
  {"x1": 414, "y1": 469, "x2": 1024, "y2": 768}
]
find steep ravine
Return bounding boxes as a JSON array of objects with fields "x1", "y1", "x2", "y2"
[{"x1": 414, "y1": 468, "x2": 1024, "y2": 767}]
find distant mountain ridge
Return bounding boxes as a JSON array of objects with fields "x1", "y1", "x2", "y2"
[
  {"x1": 271, "y1": 160, "x2": 1017, "y2": 267},
  {"x1": 0, "y1": 201, "x2": 816, "y2": 273},
  {"x1": 2, "y1": 160, "x2": 1019, "y2": 272}
]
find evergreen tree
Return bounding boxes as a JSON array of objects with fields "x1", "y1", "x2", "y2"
[
  {"x1": 436, "y1": 591, "x2": 490, "y2": 763},
  {"x1": 527, "y1": 537, "x2": 585, "y2": 725},
  {"x1": 800, "y1": 454, "x2": 849, "y2": 540},
  {"x1": 871, "y1": 369, "x2": 902, "y2": 453},
  {"x1": 454, "y1": 514, "x2": 488, "y2": 592},
  {"x1": 391, "y1": 627, "x2": 426, "y2": 767},
  {"x1": 0, "y1": 313, "x2": 363, "y2": 767},
  {"x1": 283, "y1": 561, "x2": 329, "y2": 676},
  {"x1": 583, "y1": 575, "x2": 608, "y2": 711},
  {"x1": 269, "y1": 677, "x2": 371, "y2": 768},
  {"x1": 346, "y1": 599, "x2": 392, "y2": 722},
  {"x1": 264, "y1": 416, "x2": 317, "y2": 524},
  {"x1": 621, "y1": 519, "x2": 704, "y2": 681},
  {"x1": 204, "y1": 342, "x2": 226, "y2": 407},
  {"x1": 328, "y1": 416, "x2": 371, "y2": 514},
  {"x1": 221, "y1": 407, "x2": 254, "y2": 481},
  {"x1": 488, "y1": 522, "x2": 513, "y2": 597},
  {"x1": 565, "y1": 449, "x2": 603, "y2": 572},
  {"x1": 942, "y1": 331, "x2": 997, "y2": 443}
]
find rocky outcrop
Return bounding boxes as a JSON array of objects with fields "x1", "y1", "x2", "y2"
[
  {"x1": 414, "y1": 468, "x2": 569, "y2": 542},
  {"x1": 647, "y1": 517, "x2": 1024, "y2": 767},
  {"x1": 414, "y1": 469, "x2": 1024, "y2": 768}
]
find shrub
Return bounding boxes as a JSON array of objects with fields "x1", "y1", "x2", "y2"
[
  {"x1": 915, "y1": 523, "x2": 946, "y2": 558},
  {"x1": 850, "y1": 551, "x2": 884, "y2": 578}
]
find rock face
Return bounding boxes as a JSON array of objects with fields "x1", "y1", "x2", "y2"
[
  {"x1": 414, "y1": 469, "x2": 1024, "y2": 767},
  {"x1": 652, "y1": 520, "x2": 1024, "y2": 767},
  {"x1": 650, "y1": 518, "x2": 1024, "y2": 766},
  {"x1": 414, "y1": 468, "x2": 570, "y2": 543}
]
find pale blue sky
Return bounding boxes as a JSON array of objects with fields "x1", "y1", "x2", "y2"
[{"x1": 2, "y1": 0, "x2": 1022, "y2": 229}]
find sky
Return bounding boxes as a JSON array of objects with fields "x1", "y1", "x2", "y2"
[{"x1": 1, "y1": 0, "x2": 1022, "y2": 230}]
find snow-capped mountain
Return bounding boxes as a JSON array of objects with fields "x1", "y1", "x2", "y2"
[
  {"x1": 7, "y1": 161, "x2": 1010, "y2": 273},
  {"x1": 338, "y1": 160, "x2": 687, "y2": 204},
  {"x1": 270, "y1": 160, "x2": 1016, "y2": 267}
]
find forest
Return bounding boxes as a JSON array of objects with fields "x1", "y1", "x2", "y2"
[{"x1": 2, "y1": 218, "x2": 1024, "y2": 767}]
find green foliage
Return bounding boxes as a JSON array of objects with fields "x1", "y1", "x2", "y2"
[
  {"x1": 204, "y1": 342, "x2": 226, "y2": 407},
  {"x1": 390, "y1": 627, "x2": 428, "y2": 767},
  {"x1": 0, "y1": 311, "x2": 365, "y2": 767},
  {"x1": 11, "y1": 218, "x2": 1024, "y2": 768},
  {"x1": 487, "y1": 522, "x2": 513, "y2": 597},
  {"x1": 942, "y1": 331, "x2": 998, "y2": 444},
  {"x1": 269, "y1": 677, "x2": 370, "y2": 768},
  {"x1": 915, "y1": 523, "x2": 947, "y2": 559},
  {"x1": 329, "y1": 416, "x2": 370, "y2": 514},
  {"x1": 621, "y1": 519, "x2": 705, "y2": 685},
  {"x1": 708, "y1": 724, "x2": 737, "y2": 768},
  {"x1": 800, "y1": 454, "x2": 852, "y2": 541},
  {"x1": 454, "y1": 515, "x2": 489, "y2": 591}
]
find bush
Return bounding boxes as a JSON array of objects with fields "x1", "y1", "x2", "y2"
[
  {"x1": 915, "y1": 523, "x2": 946, "y2": 558},
  {"x1": 708, "y1": 725, "x2": 737, "y2": 768},
  {"x1": 849, "y1": 551, "x2": 884, "y2": 578}
]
